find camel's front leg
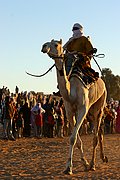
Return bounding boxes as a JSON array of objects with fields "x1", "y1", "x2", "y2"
[
  {"x1": 63, "y1": 114, "x2": 75, "y2": 175},
  {"x1": 63, "y1": 135, "x2": 74, "y2": 175},
  {"x1": 77, "y1": 134, "x2": 89, "y2": 171},
  {"x1": 64, "y1": 106, "x2": 88, "y2": 175}
]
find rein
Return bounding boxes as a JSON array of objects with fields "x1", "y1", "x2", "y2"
[
  {"x1": 26, "y1": 51, "x2": 105, "y2": 78},
  {"x1": 26, "y1": 64, "x2": 55, "y2": 77},
  {"x1": 26, "y1": 53, "x2": 64, "y2": 78},
  {"x1": 92, "y1": 54, "x2": 105, "y2": 75}
]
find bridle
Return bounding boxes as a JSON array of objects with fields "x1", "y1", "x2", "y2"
[{"x1": 48, "y1": 51, "x2": 65, "y2": 76}]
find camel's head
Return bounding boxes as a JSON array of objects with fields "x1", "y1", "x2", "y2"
[{"x1": 41, "y1": 39, "x2": 63, "y2": 58}]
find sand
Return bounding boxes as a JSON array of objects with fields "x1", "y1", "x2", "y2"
[{"x1": 0, "y1": 124, "x2": 120, "y2": 179}]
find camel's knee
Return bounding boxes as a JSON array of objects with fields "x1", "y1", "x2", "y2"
[
  {"x1": 70, "y1": 135, "x2": 76, "y2": 146},
  {"x1": 99, "y1": 134, "x2": 103, "y2": 142}
]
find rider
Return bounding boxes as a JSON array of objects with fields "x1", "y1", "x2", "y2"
[
  {"x1": 53, "y1": 23, "x2": 99, "y2": 97},
  {"x1": 63, "y1": 23, "x2": 98, "y2": 77}
]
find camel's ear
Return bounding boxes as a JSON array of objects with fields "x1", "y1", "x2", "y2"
[
  {"x1": 51, "y1": 39, "x2": 54, "y2": 42},
  {"x1": 60, "y1": 39, "x2": 62, "y2": 44}
]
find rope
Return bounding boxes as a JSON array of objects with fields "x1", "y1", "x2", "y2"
[
  {"x1": 26, "y1": 64, "x2": 55, "y2": 77},
  {"x1": 25, "y1": 53, "x2": 105, "y2": 78},
  {"x1": 92, "y1": 54, "x2": 105, "y2": 75}
]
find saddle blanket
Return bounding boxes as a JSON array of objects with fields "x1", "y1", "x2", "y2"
[{"x1": 69, "y1": 66, "x2": 96, "y2": 88}]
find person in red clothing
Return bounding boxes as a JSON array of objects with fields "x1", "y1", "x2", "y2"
[
  {"x1": 35, "y1": 105, "x2": 45, "y2": 138},
  {"x1": 115, "y1": 102, "x2": 120, "y2": 133},
  {"x1": 47, "y1": 109, "x2": 55, "y2": 138},
  {"x1": 35, "y1": 110, "x2": 43, "y2": 138}
]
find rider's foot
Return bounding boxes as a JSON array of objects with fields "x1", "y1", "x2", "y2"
[
  {"x1": 94, "y1": 72, "x2": 99, "y2": 78},
  {"x1": 94, "y1": 72, "x2": 99, "y2": 80}
]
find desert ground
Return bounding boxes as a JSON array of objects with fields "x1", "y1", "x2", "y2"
[{"x1": 0, "y1": 124, "x2": 120, "y2": 180}]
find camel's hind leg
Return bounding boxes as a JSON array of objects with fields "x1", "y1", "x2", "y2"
[
  {"x1": 89, "y1": 109, "x2": 103, "y2": 171},
  {"x1": 98, "y1": 126, "x2": 108, "y2": 163},
  {"x1": 77, "y1": 133, "x2": 90, "y2": 171},
  {"x1": 89, "y1": 92, "x2": 107, "y2": 171}
]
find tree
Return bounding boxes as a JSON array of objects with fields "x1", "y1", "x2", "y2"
[{"x1": 101, "y1": 68, "x2": 120, "y2": 100}]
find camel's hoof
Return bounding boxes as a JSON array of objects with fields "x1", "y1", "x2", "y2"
[
  {"x1": 103, "y1": 156, "x2": 108, "y2": 163},
  {"x1": 81, "y1": 158, "x2": 89, "y2": 171},
  {"x1": 90, "y1": 166, "x2": 96, "y2": 171},
  {"x1": 63, "y1": 167, "x2": 73, "y2": 175},
  {"x1": 89, "y1": 163, "x2": 96, "y2": 171},
  {"x1": 84, "y1": 164, "x2": 90, "y2": 171}
]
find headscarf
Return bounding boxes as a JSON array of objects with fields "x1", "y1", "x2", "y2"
[
  {"x1": 63, "y1": 23, "x2": 84, "y2": 50},
  {"x1": 31, "y1": 103, "x2": 41, "y2": 112},
  {"x1": 72, "y1": 23, "x2": 84, "y2": 38},
  {"x1": 31, "y1": 103, "x2": 45, "y2": 114}
]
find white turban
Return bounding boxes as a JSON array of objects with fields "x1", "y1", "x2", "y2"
[
  {"x1": 72, "y1": 23, "x2": 84, "y2": 38},
  {"x1": 63, "y1": 23, "x2": 84, "y2": 49}
]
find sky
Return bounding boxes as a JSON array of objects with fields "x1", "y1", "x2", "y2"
[{"x1": 0, "y1": 0, "x2": 120, "y2": 94}]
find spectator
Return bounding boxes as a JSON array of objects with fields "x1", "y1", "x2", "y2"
[
  {"x1": 30, "y1": 102, "x2": 41, "y2": 137},
  {"x1": 47, "y1": 108, "x2": 55, "y2": 138},
  {"x1": 15, "y1": 86, "x2": 19, "y2": 94},
  {"x1": 3, "y1": 96, "x2": 15, "y2": 140},
  {"x1": 115, "y1": 101, "x2": 120, "y2": 133},
  {"x1": 104, "y1": 105, "x2": 114, "y2": 134},
  {"x1": 35, "y1": 106, "x2": 45, "y2": 138},
  {"x1": 55, "y1": 100, "x2": 64, "y2": 137},
  {"x1": 20, "y1": 102, "x2": 31, "y2": 137},
  {"x1": 110, "y1": 104, "x2": 117, "y2": 133},
  {"x1": 16, "y1": 112, "x2": 24, "y2": 138},
  {"x1": 12, "y1": 102, "x2": 19, "y2": 138},
  {"x1": 42, "y1": 97, "x2": 53, "y2": 137}
]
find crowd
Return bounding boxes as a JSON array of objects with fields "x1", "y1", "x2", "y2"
[
  {"x1": 0, "y1": 86, "x2": 120, "y2": 141},
  {"x1": 0, "y1": 86, "x2": 70, "y2": 140},
  {"x1": 104, "y1": 98, "x2": 120, "y2": 134}
]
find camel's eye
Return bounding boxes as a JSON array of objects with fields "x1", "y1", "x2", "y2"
[
  {"x1": 43, "y1": 44, "x2": 47, "y2": 48},
  {"x1": 55, "y1": 44, "x2": 58, "y2": 47}
]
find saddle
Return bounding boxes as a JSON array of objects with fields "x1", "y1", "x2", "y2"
[{"x1": 69, "y1": 60, "x2": 99, "y2": 87}]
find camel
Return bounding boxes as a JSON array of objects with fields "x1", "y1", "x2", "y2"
[{"x1": 41, "y1": 39, "x2": 108, "y2": 174}]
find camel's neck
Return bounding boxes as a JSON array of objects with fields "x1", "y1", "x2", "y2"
[{"x1": 55, "y1": 59, "x2": 70, "y2": 101}]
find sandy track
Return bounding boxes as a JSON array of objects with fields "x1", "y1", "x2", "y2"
[{"x1": 0, "y1": 125, "x2": 120, "y2": 179}]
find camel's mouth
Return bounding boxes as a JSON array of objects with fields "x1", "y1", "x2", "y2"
[{"x1": 41, "y1": 44, "x2": 50, "y2": 54}]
